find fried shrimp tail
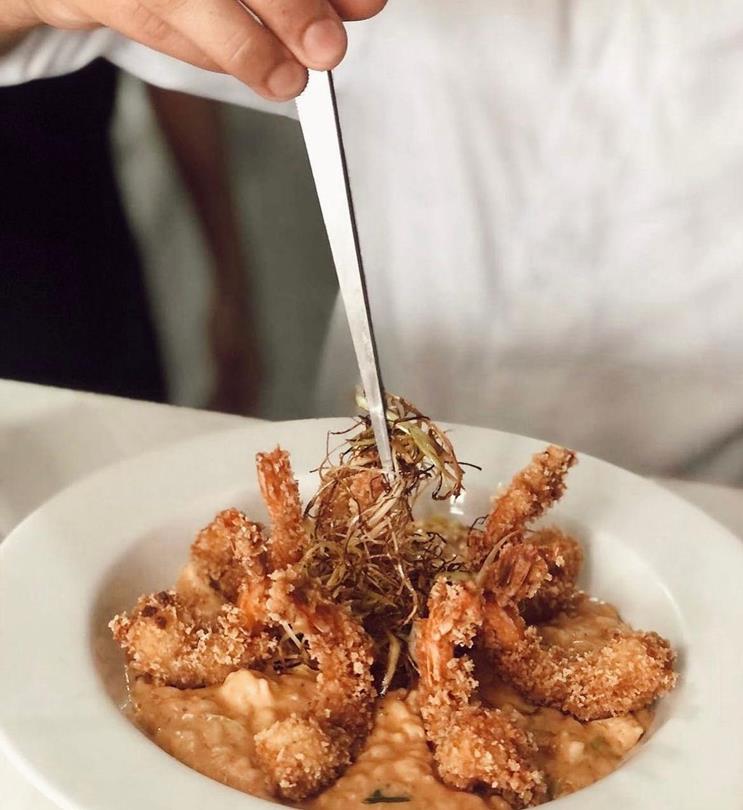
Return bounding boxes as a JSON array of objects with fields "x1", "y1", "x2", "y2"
[
  {"x1": 253, "y1": 570, "x2": 376, "y2": 801},
  {"x1": 469, "y1": 445, "x2": 581, "y2": 622},
  {"x1": 416, "y1": 579, "x2": 546, "y2": 808},
  {"x1": 109, "y1": 590, "x2": 276, "y2": 688},
  {"x1": 469, "y1": 445, "x2": 576, "y2": 566},
  {"x1": 257, "y1": 448, "x2": 307, "y2": 570},
  {"x1": 481, "y1": 541, "x2": 550, "y2": 604}
]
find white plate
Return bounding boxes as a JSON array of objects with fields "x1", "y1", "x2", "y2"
[{"x1": 1, "y1": 420, "x2": 742, "y2": 810}]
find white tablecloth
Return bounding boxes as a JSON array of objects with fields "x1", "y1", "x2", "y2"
[{"x1": 2, "y1": 379, "x2": 742, "y2": 809}]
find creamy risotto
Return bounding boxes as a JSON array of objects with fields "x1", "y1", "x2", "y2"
[{"x1": 127, "y1": 593, "x2": 653, "y2": 808}]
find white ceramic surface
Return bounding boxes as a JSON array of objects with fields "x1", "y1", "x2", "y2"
[{"x1": 1, "y1": 419, "x2": 742, "y2": 810}]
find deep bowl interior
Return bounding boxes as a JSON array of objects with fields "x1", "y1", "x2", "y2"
[
  {"x1": 3, "y1": 419, "x2": 739, "y2": 810},
  {"x1": 90, "y1": 473, "x2": 685, "y2": 749}
]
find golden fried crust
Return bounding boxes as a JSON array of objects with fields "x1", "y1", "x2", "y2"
[
  {"x1": 254, "y1": 716, "x2": 351, "y2": 802},
  {"x1": 190, "y1": 509, "x2": 268, "y2": 598},
  {"x1": 266, "y1": 570, "x2": 376, "y2": 746},
  {"x1": 248, "y1": 570, "x2": 376, "y2": 801},
  {"x1": 417, "y1": 581, "x2": 546, "y2": 808},
  {"x1": 433, "y1": 707, "x2": 547, "y2": 808},
  {"x1": 521, "y1": 528, "x2": 584, "y2": 622},
  {"x1": 109, "y1": 590, "x2": 276, "y2": 688},
  {"x1": 483, "y1": 542, "x2": 550, "y2": 607},
  {"x1": 470, "y1": 445, "x2": 577, "y2": 566},
  {"x1": 482, "y1": 599, "x2": 678, "y2": 721},
  {"x1": 190, "y1": 508, "x2": 273, "y2": 633},
  {"x1": 417, "y1": 581, "x2": 482, "y2": 712},
  {"x1": 256, "y1": 448, "x2": 307, "y2": 571}
]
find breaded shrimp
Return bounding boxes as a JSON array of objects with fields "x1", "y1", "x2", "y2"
[
  {"x1": 259, "y1": 445, "x2": 379, "y2": 794},
  {"x1": 481, "y1": 545, "x2": 677, "y2": 721},
  {"x1": 189, "y1": 508, "x2": 271, "y2": 629},
  {"x1": 257, "y1": 448, "x2": 307, "y2": 570},
  {"x1": 469, "y1": 445, "x2": 577, "y2": 566},
  {"x1": 253, "y1": 715, "x2": 350, "y2": 802},
  {"x1": 469, "y1": 447, "x2": 580, "y2": 624},
  {"x1": 482, "y1": 541, "x2": 550, "y2": 606},
  {"x1": 416, "y1": 579, "x2": 546, "y2": 808},
  {"x1": 253, "y1": 569, "x2": 376, "y2": 801},
  {"x1": 109, "y1": 590, "x2": 276, "y2": 689},
  {"x1": 521, "y1": 528, "x2": 584, "y2": 622}
]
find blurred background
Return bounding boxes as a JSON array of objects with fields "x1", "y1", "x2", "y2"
[
  {"x1": 4, "y1": 2, "x2": 743, "y2": 489},
  {"x1": 114, "y1": 74, "x2": 336, "y2": 419}
]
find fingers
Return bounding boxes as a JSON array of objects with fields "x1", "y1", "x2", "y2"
[
  {"x1": 252, "y1": 0, "x2": 347, "y2": 71},
  {"x1": 150, "y1": 0, "x2": 307, "y2": 100},
  {"x1": 330, "y1": 0, "x2": 387, "y2": 21},
  {"x1": 82, "y1": 1, "x2": 224, "y2": 73},
  {"x1": 159, "y1": 0, "x2": 385, "y2": 97},
  {"x1": 72, "y1": 0, "x2": 387, "y2": 99}
]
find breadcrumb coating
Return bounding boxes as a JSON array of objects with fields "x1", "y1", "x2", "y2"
[
  {"x1": 109, "y1": 590, "x2": 276, "y2": 688},
  {"x1": 482, "y1": 596, "x2": 677, "y2": 721},
  {"x1": 190, "y1": 508, "x2": 270, "y2": 631},
  {"x1": 257, "y1": 448, "x2": 307, "y2": 571},
  {"x1": 256, "y1": 569, "x2": 377, "y2": 800},
  {"x1": 469, "y1": 445, "x2": 577, "y2": 566},
  {"x1": 417, "y1": 580, "x2": 547, "y2": 808},
  {"x1": 254, "y1": 715, "x2": 351, "y2": 802},
  {"x1": 521, "y1": 528, "x2": 584, "y2": 622}
]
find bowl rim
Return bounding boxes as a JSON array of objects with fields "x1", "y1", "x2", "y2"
[{"x1": 1, "y1": 418, "x2": 742, "y2": 810}]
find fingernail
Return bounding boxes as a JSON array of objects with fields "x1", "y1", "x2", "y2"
[
  {"x1": 303, "y1": 18, "x2": 346, "y2": 65},
  {"x1": 267, "y1": 61, "x2": 307, "y2": 99}
]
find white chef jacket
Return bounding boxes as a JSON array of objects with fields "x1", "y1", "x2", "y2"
[{"x1": 3, "y1": 2, "x2": 743, "y2": 483}]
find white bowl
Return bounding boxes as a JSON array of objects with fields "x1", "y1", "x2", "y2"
[{"x1": 1, "y1": 420, "x2": 742, "y2": 810}]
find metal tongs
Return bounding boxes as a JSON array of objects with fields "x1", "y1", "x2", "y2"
[{"x1": 297, "y1": 70, "x2": 394, "y2": 475}]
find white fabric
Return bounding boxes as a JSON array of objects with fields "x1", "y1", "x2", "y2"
[
  {"x1": 0, "y1": 380, "x2": 250, "y2": 538},
  {"x1": 317, "y1": 0, "x2": 743, "y2": 483},
  {"x1": 3, "y1": 4, "x2": 743, "y2": 482},
  {"x1": 0, "y1": 26, "x2": 293, "y2": 112}
]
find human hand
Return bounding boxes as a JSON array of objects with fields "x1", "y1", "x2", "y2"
[{"x1": 2, "y1": 0, "x2": 386, "y2": 99}]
